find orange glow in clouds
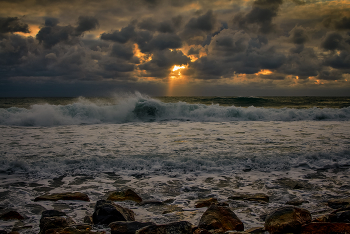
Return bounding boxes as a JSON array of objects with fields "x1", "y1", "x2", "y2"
[
  {"x1": 255, "y1": 69, "x2": 273, "y2": 76},
  {"x1": 168, "y1": 64, "x2": 188, "y2": 96}
]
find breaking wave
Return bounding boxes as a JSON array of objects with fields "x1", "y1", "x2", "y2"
[{"x1": 1, "y1": 93, "x2": 350, "y2": 126}]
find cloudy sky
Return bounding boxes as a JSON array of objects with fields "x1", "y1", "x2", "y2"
[{"x1": 0, "y1": 0, "x2": 349, "y2": 96}]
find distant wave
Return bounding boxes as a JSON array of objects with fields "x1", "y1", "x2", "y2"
[{"x1": 1, "y1": 93, "x2": 350, "y2": 126}]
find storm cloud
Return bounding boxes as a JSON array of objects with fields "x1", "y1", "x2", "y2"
[{"x1": 1, "y1": 0, "x2": 350, "y2": 96}]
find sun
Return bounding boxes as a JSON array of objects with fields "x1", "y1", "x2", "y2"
[
  {"x1": 170, "y1": 65, "x2": 187, "y2": 79},
  {"x1": 172, "y1": 65, "x2": 186, "y2": 72}
]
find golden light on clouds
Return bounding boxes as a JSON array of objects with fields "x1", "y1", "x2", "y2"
[
  {"x1": 168, "y1": 64, "x2": 188, "y2": 96},
  {"x1": 255, "y1": 69, "x2": 273, "y2": 76},
  {"x1": 172, "y1": 65, "x2": 186, "y2": 72},
  {"x1": 15, "y1": 24, "x2": 40, "y2": 37},
  {"x1": 133, "y1": 43, "x2": 152, "y2": 63}
]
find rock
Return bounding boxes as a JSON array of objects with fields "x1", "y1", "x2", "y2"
[
  {"x1": 286, "y1": 199, "x2": 309, "y2": 206},
  {"x1": 198, "y1": 203, "x2": 244, "y2": 233},
  {"x1": 327, "y1": 197, "x2": 350, "y2": 209},
  {"x1": 44, "y1": 227, "x2": 104, "y2": 233},
  {"x1": 162, "y1": 205, "x2": 183, "y2": 214},
  {"x1": 138, "y1": 200, "x2": 163, "y2": 206},
  {"x1": 109, "y1": 221, "x2": 156, "y2": 234},
  {"x1": 135, "y1": 221, "x2": 192, "y2": 234},
  {"x1": 335, "y1": 210, "x2": 350, "y2": 223},
  {"x1": 83, "y1": 216, "x2": 93, "y2": 224},
  {"x1": 192, "y1": 228, "x2": 211, "y2": 234},
  {"x1": 228, "y1": 193, "x2": 269, "y2": 203},
  {"x1": 301, "y1": 222, "x2": 350, "y2": 234},
  {"x1": 107, "y1": 189, "x2": 142, "y2": 203},
  {"x1": 34, "y1": 192, "x2": 90, "y2": 202},
  {"x1": 92, "y1": 200, "x2": 135, "y2": 225},
  {"x1": 244, "y1": 227, "x2": 266, "y2": 233},
  {"x1": 264, "y1": 206, "x2": 312, "y2": 234},
  {"x1": 0, "y1": 211, "x2": 24, "y2": 220},
  {"x1": 39, "y1": 216, "x2": 76, "y2": 234},
  {"x1": 42, "y1": 210, "x2": 67, "y2": 218},
  {"x1": 275, "y1": 178, "x2": 314, "y2": 190},
  {"x1": 313, "y1": 214, "x2": 337, "y2": 222},
  {"x1": 195, "y1": 198, "x2": 218, "y2": 208}
]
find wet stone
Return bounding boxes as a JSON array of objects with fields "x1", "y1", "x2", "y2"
[
  {"x1": 198, "y1": 203, "x2": 244, "y2": 233},
  {"x1": 0, "y1": 211, "x2": 25, "y2": 220},
  {"x1": 109, "y1": 221, "x2": 156, "y2": 234},
  {"x1": 327, "y1": 197, "x2": 350, "y2": 209},
  {"x1": 264, "y1": 206, "x2": 312, "y2": 234},
  {"x1": 135, "y1": 221, "x2": 192, "y2": 234},
  {"x1": 228, "y1": 193, "x2": 269, "y2": 203},
  {"x1": 92, "y1": 200, "x2": 135, "y2": 225},
  {"x1": 107, "y1": 189, "x2": 142, "y2": 203},
  {"x1": 275, "y1": 178, "x2": 315, "y2": 190},
  {"x1": 195, "y1": 198, "x2": 218, "y2": 208},
  {"x1": 34, "y1": 192, "x2": 90, "y2": 202},
  {"x1": 286, "y1": 199, "x2": 309, "y2": 206},
  {"x1": 301, "y1": 222, "x2": 350, "y2": 234}
]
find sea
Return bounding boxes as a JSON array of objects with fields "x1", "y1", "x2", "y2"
[{"x1": 1, "y1": 93, "x2": 350, "y2": 233}]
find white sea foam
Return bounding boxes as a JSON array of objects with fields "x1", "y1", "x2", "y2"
[
  {"x1": 0, "y1": 120, "x2": 350, "y2": 232},
  {"x1": 1, "y1": 93, "x2": 350, "y2": 126}
]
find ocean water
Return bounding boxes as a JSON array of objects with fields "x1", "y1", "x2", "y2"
[{"x1": 1, "y1": 93, "x2": 350, "y2": 233}]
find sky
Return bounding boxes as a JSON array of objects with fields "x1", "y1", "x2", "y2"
[{"x1": 0, "y1": 0, "x2": 350, "y2": 97}]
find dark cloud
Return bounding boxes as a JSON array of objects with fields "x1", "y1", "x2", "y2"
[
  {"x1": 36, "y1": 16, "x2": 99, "y2": 49},
  {"x1": 234, "y1": 0, "x2": 283, "y2": 34},
  {"x1": 291, "y1": 0, "x2": 306, "y2": 5},
  {"x1": 185, "y1": 10, "x2": 216, "y2": 32},
  {"x1": 334, "y1": 17, "x2": 350, "y2": 30},
  {"x1": 75, "y1": 16, "x2": 99, "y2": 35},
  {"x1": 324, "y1": 16, "x2": 350, "y2": 31},
  {"x1": 279, "y1": 48, "x2": 321, "y2": 78},
  {"x1": 110, "y1": 43, "x2": 134, "y2": 60},
  {"x1": 147, "y1": 33, "x2": 182, "y2": 51},
  {"x1": 137, "y1": 18, "x2": 175, "y2": 33},
  {"x1": 187, "y1": 47, "x2": 200, "y2": 55},
  {"x1": 0, "y1": 34, "x2": 30, "y2": 66},
  {"x1": 36, "y1": 24, "x2": 76, "y2": 49},
  {"x1": 0, "y1": 17, "x2": 30, "y2": 34},
  {"x1": 321, "y1": 32, "x2": 345, "y2": 51},
  {"x1": 289, "y1": 26, "x2": 308, "y2": 44},
  {"x1": 100, "y1": 24, "x2": 136, "y2": 43},
  {"x1": 44, "y1": 17, "x2": 59, "y2": 27},
  {"x1": 139, "y1": 49, "x2": 190, "y2": 77},
  {"x1": 104, "y1": 62, "x2": 135, "y2": 72},
  {"x1": 317, "y1": 69, "x2": 343, "y2": 81},
  {"x1": 324, "y1": 51, "x2": 350, "y2": 70}
]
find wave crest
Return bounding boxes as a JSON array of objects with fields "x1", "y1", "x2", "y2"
[{"x1": 1, "y1": 93, "x2": 350, "y2": 126}]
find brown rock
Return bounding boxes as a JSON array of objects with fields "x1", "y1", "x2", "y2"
[
  {"x1": 34, "y1": 192, "x2": 90, "y2": 202},
  {"x1": 313, "y1": 213, "x2": 337, "y2": 222},
  {"x1": 228, "y1": 193, "x2": 269, "y2": 203},
  {"x1": 45, "y1": 227, "x2": 105, "y2": 233},
  {"x1": 245, "y1": 227, "x2": 265, "y2": 233},
  {"x1": 135, "y1": 221, "x2": 192, "y2": 234},
  {"x1": 301, "y1": 222, "x2": 350, "y2": 234},
  {"x1": 286, "y1": 200, "x2": 309, "y2": 206},
  {"x1": 83, "y1": 216, "x2": 93, "y2": 224},
  {"x1": 195, "y1": 198, "x2": 218, "y2": 208},
  {"x1": 264, "y1": 206, "x2": 312, "y2": 234},
  {"x1": 0, "y1": 211, "x2": 24, "y2": 220},
  {"x1": 107, "y1": 189, "x2": 142, "y2": 203},
  {"x1": 327, "y1": 198, "x2": 350, "y2": 209},
  {"x1": 109, "y1": 221, "x2": 155, "y2": 234},
  {"x1": 92, "y1": 200, "x2": 135, "y2": 225},
  {"x1": 39, "y1": 216, "x2": 76, "y2": 234},
  {"x1": 198, "y1": 203, "x2": 244, "y2": 232},
  {"x1": 192, "y1": 228, "x2": 211, "y2": 234}
]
